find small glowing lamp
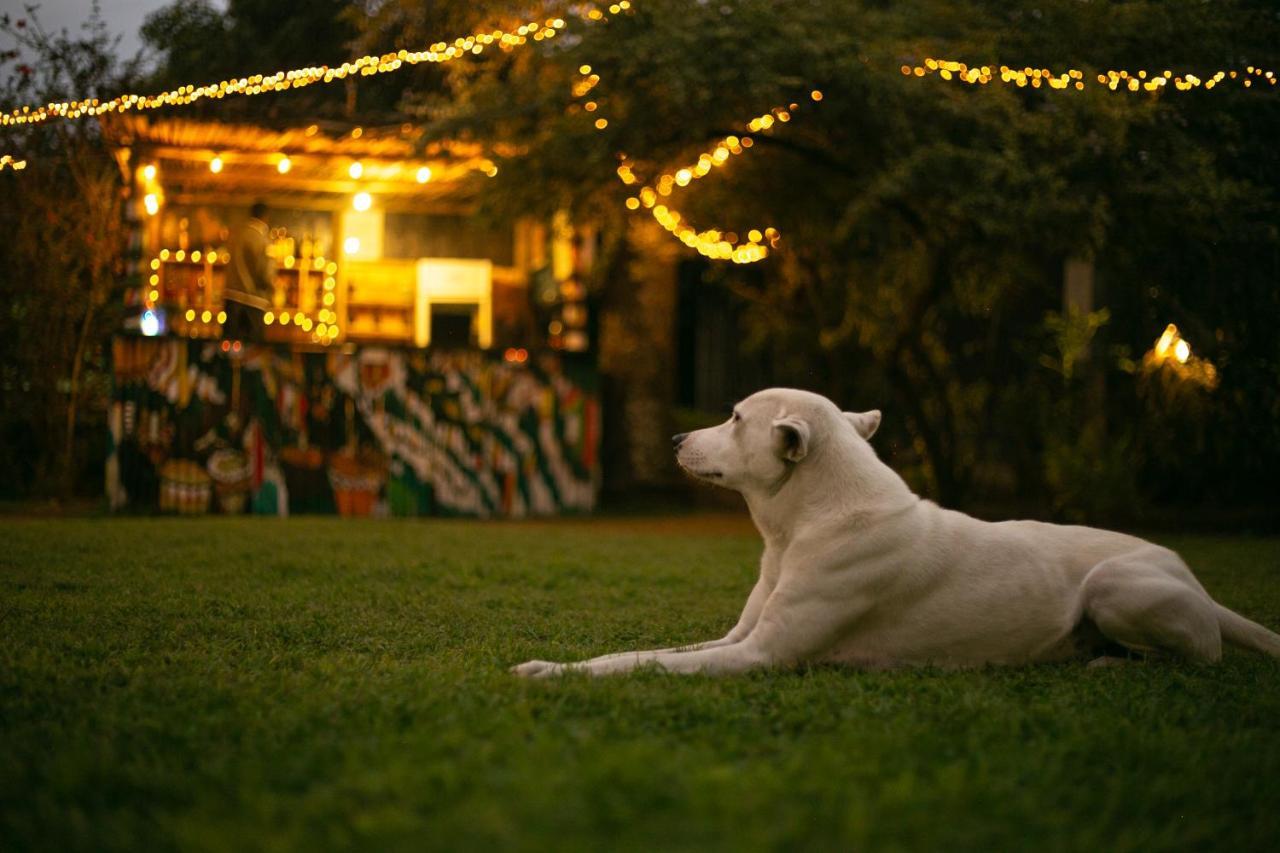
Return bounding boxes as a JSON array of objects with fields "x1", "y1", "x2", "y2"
[{"x1": 353, "y1": 192, "x2": 372, "y2": 212}]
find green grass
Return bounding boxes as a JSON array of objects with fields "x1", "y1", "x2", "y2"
[{"x1": 2, "y1": 517, "x2": 1279, "y2": 852}]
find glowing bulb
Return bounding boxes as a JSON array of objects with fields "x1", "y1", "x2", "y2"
[
  {"x1": 209, "y1": 156, "x2": 223, "y2": 174},
  {"x1": 140, "y1": 310, "x2": 160, "y2": 337},
  {"x1": 416, "y1": 166, "x2": 432, "y2": 183},
  {"x1": 263, "y1": 311, "x2": 275, "y2": 325},
  {"x1": 353, "y1": 192, "x2": 372, "y2": 211},
  {"x1": 143, "y1": 193, "x2": 160, "y2": 216},
  {"x1": 184, "y1": 309, "x2": 195, "y2": 321},
  {"x1": 1174, "y1": 340, "x2": 1191, "y2": 363},
  {"x1": 216, "y1": 311, "x2": 227, "y2": 324},
  {"x1": 201, "y1": 310, "x2": 212, "y2": 323},
  {"x1": 348, "y1": 161, "x2": 363, "y2": 179},
  {"x1": 343, "y1": 236, "x2": 361, "y2": 255},
  {"x1": 142, "y1": 164, "x2": 156, "y2": 182},
  {"x1": 277, "y1": 156, "x2": 292, "y2": 174}
]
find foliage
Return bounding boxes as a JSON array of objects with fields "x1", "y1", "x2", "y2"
[
  {"x1": 2, "y1": 517, "x2": 1280, "y2": 849},
  {"x1": 0, "y1": 6, "x2": 136, "y2": 497},
  {"x1": 4, "y1": 0, "x2": 1279, "y2": 515},
  {"x1": 363, "y1": 0, "x2": 1280, "y2": 515}
]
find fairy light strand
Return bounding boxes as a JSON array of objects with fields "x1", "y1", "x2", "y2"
[
  {"x1": 590, "y1": 58, "x2": 817, "y2": 263},
  {"x1": 0, "y1": 4, "x2": 642, "y2": 135},
  {"x1": 904, "y1": 57, "x2": 1278, "y2": 92}
]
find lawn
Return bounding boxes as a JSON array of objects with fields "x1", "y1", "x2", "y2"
[{"x1": 2, "y1": 516, "x2": 1279, "y2": 852}]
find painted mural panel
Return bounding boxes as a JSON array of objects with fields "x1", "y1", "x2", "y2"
[{"x1": 107, "y1": 336, "x2": 599, "y2": 517}]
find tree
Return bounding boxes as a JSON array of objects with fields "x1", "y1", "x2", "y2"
[
  {"x1": 0, "y1": 5, "x2": 138, "y2": 498},
  {"x1": 368, "y1": 0, "x2": 1280, "y2": 514}
]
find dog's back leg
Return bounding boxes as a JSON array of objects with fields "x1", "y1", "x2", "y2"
[{"x1": 1081, "y1": 547, "x2": 1222, "y2": 662}]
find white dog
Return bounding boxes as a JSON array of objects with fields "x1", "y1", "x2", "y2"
[{"x1": 513, "y1": 388, "x2": 1280, "y2": 677}]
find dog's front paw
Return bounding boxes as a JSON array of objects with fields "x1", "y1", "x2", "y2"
[{"x1": 510, "y1": 659, "x2": 565, "y2": 678}]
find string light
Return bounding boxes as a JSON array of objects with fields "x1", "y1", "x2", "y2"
[
  {"x1": 905, "y1": 57, "x2": 1277, "y2": 92},
  {"x1": 607, "y1": 83, "x2": 822, "y2": 263},
  {"x1": 0, "y1": 12, "x2": 592, "y2": 135},
  {"x1": 0, "y1": 155, "x2": 27, "y2": 171}
]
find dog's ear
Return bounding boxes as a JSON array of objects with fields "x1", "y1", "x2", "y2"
[
  {"x1": 772, "y1": 415, "x2": 811, "y2": 462},
  {"x1": 844, "y1": 409, "x2": 881, "y2": 440}
]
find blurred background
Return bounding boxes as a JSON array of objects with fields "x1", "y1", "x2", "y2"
[{"x1": 1, "y1": 0, "x2": 1277, "y2": 528}]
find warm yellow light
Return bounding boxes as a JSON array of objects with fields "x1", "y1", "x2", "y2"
[
  {"x1": 416, "y1": 166, "x2": 432, "y2": 183},
  {"x1": 675, "y1": 169, "x2": 692, "y2": 186},
  {"x1": 348, "y1": 161, "x2": 363, "y2": 179},
  {"x1": 191, "y1": 250, "x2": 201, "y2": 262},
  {"x1": 277, "y1": 156, "x2": 292, "y2": 174},
  {"x1": 1155, "y1": 324, "x2": 1178, "y2": 357},
  {"x1": 209, "y1": 156, "x2": 223, "y2": 174},
  {"x1": 353, "y1": 192, "x2": 372, "y2": 211},
  {"x1": 216, "y1": 311, "x2": 227, "y2": 324},
  {"x1": 625, "y1": 197, "x2": 640, "y2": 210},
  {"x1": 159, "y1": 249, "x2": 170, "y2": 260},
  {"x1": 279, "y1": 312, "x2": 291, "y2": 325},
  {"x1": 143, "y1": 193, "x2": 160, "y2": 216},
  {"x1": 142, "y1": 164, "x2": 157, "y2": 182},
  {"x1": 283, "y1": 255, "x2": 295, "y2": 269},
  {"x1": 748, "y1": 229, "x2": 763, "y2": 242},
  {"x1": 201, "y1": 310, "x2": 212, "y2": 323},
  {"x1": 263, "y1": 311, "x2": 275, "y2": 325},
  {"x1": 343, "y1": 237, "x2": 361, "y2": 255},
  {"x1": 185, "y1": 309, "x2": 195, "y2": 321},
  {"x1": 594, "y1": 117, "x2": 608, "y2": 129},
  {"x1": 301, "y1": 318, "x2": 313, "y2": 332},
  {"x1": 579, "y1": 64, "x2": 592, "y2": 75},
  {"x1": 1174, "y1": 340, "x2": 1191, "y2": 363},
  {"x1": 810, "y1": 89, "x2": 823, "y2": 101}
]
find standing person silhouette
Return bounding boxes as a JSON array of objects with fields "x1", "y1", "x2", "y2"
[{"x1": 223, "y1": 201, "x2": 273, "y2": 343}]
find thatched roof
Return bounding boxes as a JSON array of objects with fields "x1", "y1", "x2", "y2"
[{"x1": 102, "y1": 115, "x2": 519, "y2": 211}]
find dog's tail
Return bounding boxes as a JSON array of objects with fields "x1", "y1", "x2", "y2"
[{"x1": 1216, "y1": 604, "x2": 1280, "y2": 657}]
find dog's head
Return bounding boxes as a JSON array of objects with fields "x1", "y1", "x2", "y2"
[{"x1": 672, "y1": 388, "x2": 880, "y2": 494}]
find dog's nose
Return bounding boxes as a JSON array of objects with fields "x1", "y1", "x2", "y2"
[{"x1": 672, "y1": 433, "x2": 689, "y2": 449}]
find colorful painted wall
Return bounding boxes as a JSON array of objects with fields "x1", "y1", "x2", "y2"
[{"x1": 108, "y1": 336, "x2": 599, "y2": 517}]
